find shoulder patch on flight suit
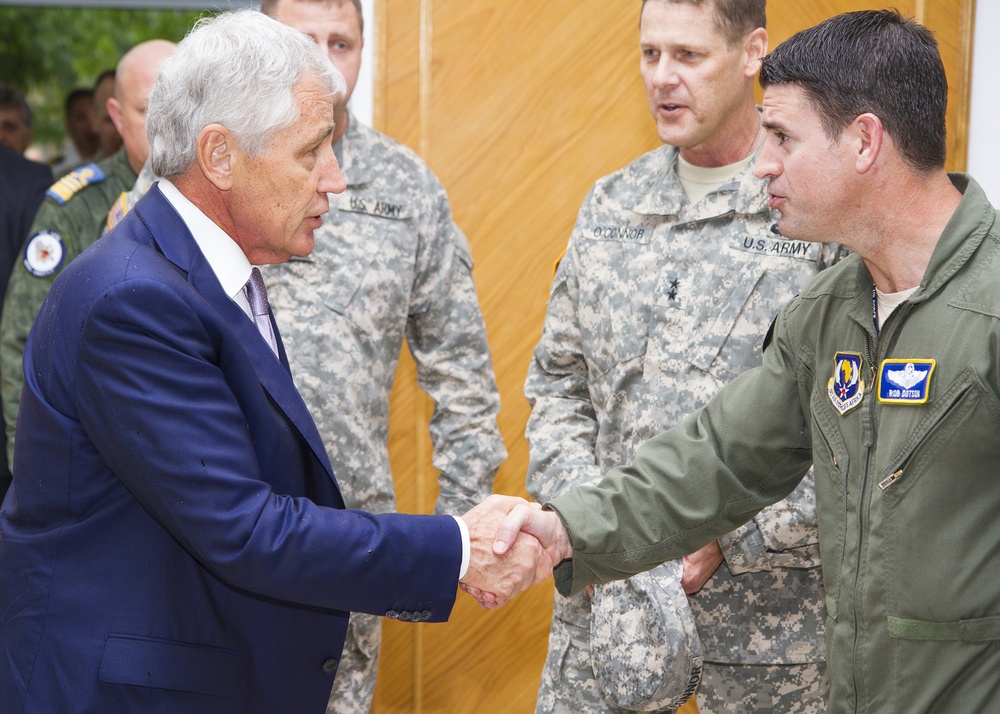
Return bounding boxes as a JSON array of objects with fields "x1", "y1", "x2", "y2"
[
  {"x1": 23, "y1": 230, "x2": 66, "y2": 277},
  {"x1": 877, "y1": 359, "x2": 935, "y2": 404},
  {"x1": 46, "y1": 163, "x2": 106, "y2": 205}
]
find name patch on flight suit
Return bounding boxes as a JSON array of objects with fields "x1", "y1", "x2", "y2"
[
  {"x1": 338, "y1": 194, "x2": 409, "y2": 220},
  {"x1": 732, "y1": 234, "x2": 820, "y2": 262},
  {"x1": 45, "y1": 163, "x2": 106, "y2": 205},
  {"x1": 23, "y1": 230, "x2": 65, "y2": 277},
  {"x1": 829, "y1": 352, "x2": 865, "y2": 415},
  {"x1": 877, "y1": 359, "x2": 935, "y2": 404}
]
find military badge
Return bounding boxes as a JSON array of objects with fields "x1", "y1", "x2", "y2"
[
  {"x1": 23, "y1": 230, "x2": 66, "y2": 278},
  {"x1": 877, "y1": 359, "x2": 935, "y2": 404},
  {"x1": 829, "y1": 352, "x2": 865, "y2": 415}
]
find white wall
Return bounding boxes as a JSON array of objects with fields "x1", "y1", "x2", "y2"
[
  {"x1": 968, "y1": 1, "x2": 1000, "y2": 203},
  {"x1": 349, "y1": 0, "x2": 375, "y2": 126}
]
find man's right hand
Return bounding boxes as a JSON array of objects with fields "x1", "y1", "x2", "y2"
[{"x1": 493, "y1": 502, "x2": 573, "y2": 569}]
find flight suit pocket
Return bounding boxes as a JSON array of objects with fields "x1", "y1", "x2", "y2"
[
  {"x1": 877, "y1": 374, "x2": 1000, "y2": 619},
  {"x1": 810, "y1": 394, "x2": 851, "y2": 623}
]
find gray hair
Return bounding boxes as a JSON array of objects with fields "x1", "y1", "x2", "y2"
[{"x1": 146, "y1": 9, "x2": 345, "y2": 178}]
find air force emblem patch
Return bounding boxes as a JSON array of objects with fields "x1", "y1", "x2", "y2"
[
  {"x1": 23, "y1": 230, "x2": 65, "y2": 277},
  {"x1": 829, "y1": 352, "x2": 865, "y2": 415},
  {"x1": 877, "y1": 359, "x2": 935, "y2": 404}
]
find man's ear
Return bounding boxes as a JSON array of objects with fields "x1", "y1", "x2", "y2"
[
  {"x1": 107, "y1": 97, "x2": 124, "y2": 135},
  {"x1": 196, "y1": 124, "x2": 236, "y2": 191},
  {"x1": 852, "y1": 113, "x2": 884, "y2": 174},
  {"x1": 743, "y1": 28, "x2": 768, "y2": 78}
]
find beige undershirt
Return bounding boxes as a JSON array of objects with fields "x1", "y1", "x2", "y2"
[
  {"x1": 876, "y1": 286, "x2": 918, "y2": 330},
  {"x1": 677, "y1": 154, "x2": 753, "y2": 205}
]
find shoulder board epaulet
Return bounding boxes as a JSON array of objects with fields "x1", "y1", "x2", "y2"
[{"x1": 46, "y1": 163, "x2": 107, "y2": 205}]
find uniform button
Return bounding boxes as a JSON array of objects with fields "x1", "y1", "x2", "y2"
[
  {"x1": 322, "y1": 659, "x2": 339, "y2": 674},
  {"x1": 386, "y1": 610, "x2": 398, "y2": 619}
]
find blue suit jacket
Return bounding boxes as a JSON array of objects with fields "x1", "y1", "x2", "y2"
[{"x1": 0, "y1": 185, "x2": 461, "y2": 713}]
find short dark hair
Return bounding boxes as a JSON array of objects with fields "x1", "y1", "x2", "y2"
[
  {"x1": 259, "y1": 0, "x2": 364, "y2": 35},
  {"x1": 641, "y1": 0, "x2": 766, "y2": 46},
  {"x1": 65, "y1": 87, "x2": 94, "y2": 115},
  {"x1": 94, "y1": 68, "x2": 116, "y2": 88},
  {"x1": 759, "y1": 9, "x2": 947, "y2": 172},
  {"x1": 0, "y1": 83, "x2": 32, "y2": 128}
]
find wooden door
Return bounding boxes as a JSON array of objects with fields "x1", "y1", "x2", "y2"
[{"x1": 372, "y1": 1, "x2": 975, "y2": 711}]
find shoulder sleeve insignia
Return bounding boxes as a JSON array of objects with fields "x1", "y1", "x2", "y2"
[
  {"x1": 46, "y1": 163, "x2": 107, "y2": 205},
  {"x1": 105, "y1": 191, "x2": 129, "y2": 234},
  {"x1": 23, "y1": 230, "x2": 66, "y2": 277}
]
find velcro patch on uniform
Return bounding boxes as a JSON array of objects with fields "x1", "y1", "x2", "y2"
[
  {"x1": 337, "y1": 193, "x2": 410, "y2": 219},
  {"x1": 23, "y1": 230, "x2": 66, "y2": 277},
  {"x1": 587, "y1": 224, "x2": 650, "y2": 244},
  {"x1": 828, "y1": 352, "x2": 864, "y2": 415},
  {"x1": 731, "y1": 234, "x2": 820, "y2": 261},
  {"x1": 46, "y1": 163, "x2": 106, "y2": 205},
  {"x1": 877, "y1": 359, "x2": 935, "y2": 404}
]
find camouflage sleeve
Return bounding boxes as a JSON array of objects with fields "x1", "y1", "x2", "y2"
[
  {"x1": 405, "y1": 183, "x2": 505, "y2": 516},
  {"x1": 717, "y1": 470, "x2": 821, "y2": 574},
  {"x1": 524, "y1": 233, "x2": 605, "y2": 504},
  {"x1": 0, "y1": 201, "x2": 80, "y2": 464}
]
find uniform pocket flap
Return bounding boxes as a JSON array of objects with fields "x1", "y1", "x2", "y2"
[
  {"x1": 99, "y1": 634, "x2": 237, "y2": 696},
  {"x1": 888, "y1": 615, "x2": 1000, "y2": 642},
  {"x1": 961, "y1": 615, "x2": 1000, "y2": 642}
]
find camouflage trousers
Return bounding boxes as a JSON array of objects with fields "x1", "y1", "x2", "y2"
[
  {"x1": 535, "y1": 616, "x2": 676, "y2": 713},
  {"x1": 326, "y1": 612, "x2": 382, "y2": 714},
  {"x1": 535, "y1": 615, "x2": 827, "y2": 713},
  {"x1": 696, "y1": 661, "x2": 828, "y2": 713}
]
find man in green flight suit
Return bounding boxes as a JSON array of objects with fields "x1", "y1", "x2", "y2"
[
  {"x1": 491, "y1": 10, "x2": 1000, "y2": 713},
  {"x1": 0, "y1": 40, "x2": 175, "y2": 489}
]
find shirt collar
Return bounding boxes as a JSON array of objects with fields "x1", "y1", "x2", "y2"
[{"x1": 158, "y1": 178, "x2": 255, "y2": 318}]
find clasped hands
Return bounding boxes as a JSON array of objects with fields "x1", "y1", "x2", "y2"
[{"x1": 458, "y1": 495, "x2": 572, "y2": 610}]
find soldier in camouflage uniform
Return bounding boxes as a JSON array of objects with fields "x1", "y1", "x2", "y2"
[
  {"x1": 525, "y1": 2, "x2": 832, "y2": 712},
  {"x1": 0, "y1": 40, "x2": 174, "y2": 469},
  {"x1": 259, "y1": 2, "x2": 506, "y2": 712}
]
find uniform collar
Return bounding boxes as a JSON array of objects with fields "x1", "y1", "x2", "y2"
[
  {"x1": 334, "y1": 112, "x2": 375, "y2": 187},
  {"x1": 630, "y1": 144, "x2": 770, "y2": 220}
]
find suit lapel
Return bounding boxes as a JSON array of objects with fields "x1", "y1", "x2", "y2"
[{"x1": 133, "y1": 186, "x2": 341, "y2": 495}]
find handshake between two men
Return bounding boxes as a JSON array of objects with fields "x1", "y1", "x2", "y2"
[{"x1": 458, "y1": 495, "x2": 572, "y2": 609}]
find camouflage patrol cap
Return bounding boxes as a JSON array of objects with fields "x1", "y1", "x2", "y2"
[{"x1": 590, "y1": 560, "x2": 703, "y2": 711}]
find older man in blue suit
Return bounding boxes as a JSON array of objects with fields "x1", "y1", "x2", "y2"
[{"x1": 0, "y1": 11, "x2": 546, "y2": 713}]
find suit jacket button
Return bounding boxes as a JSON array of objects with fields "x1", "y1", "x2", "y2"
[
  {"x1": 398, "y1": 611, "x2": 412, "y2": 622},
  {"x1": 420, "y1": 610, "x2": 431, "y2": 621},
  {"x1": 386, "y1": 610, "x2": 399, "y2": 619},
  {"x1": 322, "y1": 659, "x2": 339, "y2": 674}
]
